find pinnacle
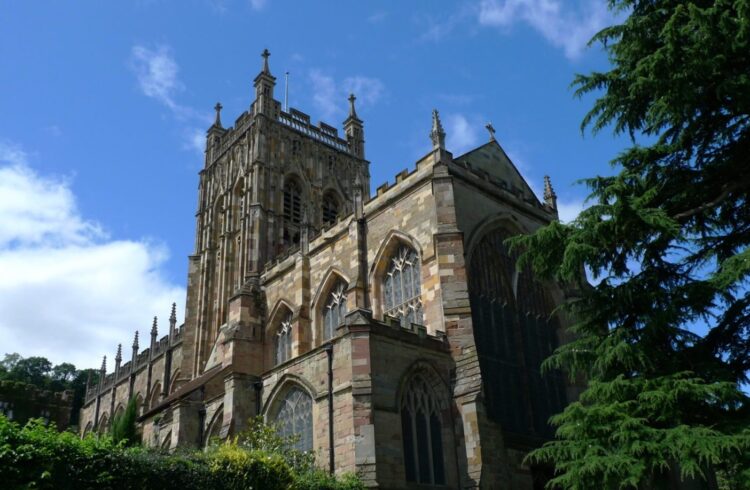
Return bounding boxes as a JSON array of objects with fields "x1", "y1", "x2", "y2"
[
  {"x1": 132, "y1": 330, "x2": 139, "y2": 349},
  {"x1": 430, "y1": 109, "x2": 446, "y2": 150},
  {"x1": 151, "y1": 316, "x2": 158, "y2": 337},
  {"x1": 170, "y1": 302, "x2": 177, "y2": 321},
  {"x1": 261, "y1": 48, "x2": 271, "y2": 74},
  {"x1": 115, "y1": 343, "x2": 122, "y2": 362}
]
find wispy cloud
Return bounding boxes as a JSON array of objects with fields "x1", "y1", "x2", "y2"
[
  {"x1": 183, "y1": 128, "x2": 206, "y2": 156},
  {"x1": 445, "y1": 113, "x2": 484, "y2": 155},
  {"x1": 0, "y1": 141, "x2": 185, "y2": 368},
  {"x1": 478, "y1": 0, "x2": 612, "y2": 60},
  {"x1": 367, "y1": 11, "x2": 388, "y2": 24},
  {"x1": 248, "y1": 0, "x2": 267, "y2": 11},
  {"x1": 309, "y1": 70, "x2": 385, "y2": 121},
  {"x1": 556, "y1": 196, "x2": 587, "y2": 223},
  {"x1": 131, "y1": 45, "x2": 184, "y2": 112},
  {"x1": 130, "y1": 44, "x2": 210, "y2": 157}
]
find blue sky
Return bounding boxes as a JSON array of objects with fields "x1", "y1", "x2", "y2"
[{"x1": 0, "y1": 0, "x2": 627, "y2": 368}]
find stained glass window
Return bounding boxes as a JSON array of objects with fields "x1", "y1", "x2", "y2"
[
  {"x1": 323, "y1": 280, "x2": 347, "y2": 341},
  {"x1": 275, "y1": 312, "x2": 293, "y2": 365},
  {"x1": 401, "y1": 373, "x2": 445, "y2": 485},
  {"x1": 467, "y1": 228, "x2": 567, "y2": 438},
  {"x1": 273, "y1": 387, "x2": 313, "y2": 452},
  {"x1": 383, "y1": 245, "x2": 423, "y2": 327}
]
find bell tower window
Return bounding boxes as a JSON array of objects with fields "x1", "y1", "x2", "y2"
[
  {"x1": 322, "y1": 193, "x2": 339, "y2": 227},
  {"x1": 283, "y1": 179, "x2": 302, "y2": 246}
]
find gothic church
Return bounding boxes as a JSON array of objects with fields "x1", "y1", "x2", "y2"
[{"x1": 79, "y1": 50, "x2": 573, "y2": 489}]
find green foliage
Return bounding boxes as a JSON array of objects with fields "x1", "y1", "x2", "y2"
[
  {"x1": 110, "y1": 397, "x2": 139, "y2": 447},
  {"x1": 0, "y1": 353, "x2": 100, "y2": 426},
  {"x1": 509, "y1": 0, "x2": 750, "y2": 487},
  {"x1": 0, "y1": 414, "x2": 363, "y2": 489}
]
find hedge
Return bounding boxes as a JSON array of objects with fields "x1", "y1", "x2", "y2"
[{"x1": 0, "y1": 415, "x2": 363, "y2": 490}]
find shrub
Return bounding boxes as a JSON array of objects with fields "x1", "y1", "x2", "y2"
[{"x1": 0, "y1": 414, "x2": 364, "y2": 489}]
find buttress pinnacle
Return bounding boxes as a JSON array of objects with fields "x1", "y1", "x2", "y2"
[
  {"x1": 543, "y1": 175, "x2": 558, "y2": 210},
  {"x1": 430, "y1": 109, "x2": 446, "y2": 150}
]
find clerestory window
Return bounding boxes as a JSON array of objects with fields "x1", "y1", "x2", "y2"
[
  {"x1": 322, "y1": 281, "x2": 347, "y2": 341},
  {"x1": 275, "y1": 312, "x2": 293, "y2": 365},
  {"x1": 383, "y1": 245, "x2": 423, "y2": 327},
  {"x1": 273, "y1": 387, "x2": 313, "y2": 452},
  {"x1": 401, "y1": 373, "x2": 446, "y2": 485}
]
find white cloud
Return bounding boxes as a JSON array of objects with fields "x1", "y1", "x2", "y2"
[
  {"x1": 309, "y1": 70, "x2": 385, "y2": 121},
  {"x1": 183, "y1": 127, "x2": 206, "y2": 157},
  {"x1": 0, "y1": 142, "x2": 185, "y2": 368},
  {"x1": 445, "y1": 113, "x2": 482, "y2": 155},
  {"x1": 367, "y1": 11, "x2": 387, "y2": 24},
  {"x1": 478, "y1": 0, "x2": 611, "y2": 60},
  {"x1": 131, "y1": 45, "x2": 184, "y2": 111},
  {"x1": 248, "y1": 0, "x2": 267, "y2": 11},
  {"x1": 556, "y1": 197, "x2": 587, "y2": 223}
]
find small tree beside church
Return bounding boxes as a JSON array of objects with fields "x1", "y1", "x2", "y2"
[{"x1": 511, "y1": 0, "x2": 750, "y2": 487}]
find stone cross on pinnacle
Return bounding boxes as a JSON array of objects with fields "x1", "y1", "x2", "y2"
[
  {"x1": 485, "y1": 122, "x2": 496, "y2": 141},
  {"x1": 214, "y1": 102, "x2": 223, "y2": 127}
]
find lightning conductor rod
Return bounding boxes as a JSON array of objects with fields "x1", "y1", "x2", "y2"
[{"x1": 284, "y1": 71, "x2": 290, "y2": 112}]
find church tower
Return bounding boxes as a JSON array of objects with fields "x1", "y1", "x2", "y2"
[{"x1": 181, "y1": 50, "x2": 371, "y2": 378}]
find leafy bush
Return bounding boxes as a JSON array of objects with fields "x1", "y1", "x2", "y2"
[{"x1": 0, "y1": 414, "x2": 364, "y2": 489}]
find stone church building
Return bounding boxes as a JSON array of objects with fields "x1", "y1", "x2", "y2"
[{"x1": 79, "y1": 50, "x2": 574, "y2": 489}]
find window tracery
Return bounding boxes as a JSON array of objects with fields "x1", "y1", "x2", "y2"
[
  {"x1": 273, "y1": 386, "x2": 313, "y2": 452},
  {"x1": 322, "y1": 280, "x2": 347, "y2": 341},
  {"x1": 383, "y1": 245, "x2": 423, "y2": 327},
  {"x1": 467, "y1": 227, "x2": 566, "y2": 437},
  {"x1": 275, "y1": 312, "x2": 293, "y2": 365},
  {"x1": 400, "y1": 373, "x2": 445, "y2": 485}
]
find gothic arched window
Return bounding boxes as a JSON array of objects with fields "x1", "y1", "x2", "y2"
[
  {"x1": 401, "y1": 373, "x2": 446, "y2": 485},
  {"x1": 467, "y1": 228, "x2": 566, "y2": 438},
  {"x1": 322, "y1": 193, "x2": 339, "y2": 226},
  {"x1": 383, "y1": 245, "x2": 423, "y2": 327},
  {"x1": 275, "y1": 312, "x2": 293, "y2": 365},
  {"x1": 283, "y1": 179, "x2": 302, "y2": 245},
  {"x1": 273, "y1": 387, "x2": 313, "y2": 452},
  {"x1": 323, "y1": 281, "x2": 347, "y2": 341}
]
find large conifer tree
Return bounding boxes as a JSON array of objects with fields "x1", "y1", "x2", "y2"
[{"x1": 512, "y1": 1, "x2": 750, "y2": 487}]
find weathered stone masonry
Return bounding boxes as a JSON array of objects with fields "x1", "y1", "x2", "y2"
[{"x1": 80, "y1": 50, "x2": 572, "y2": 489}]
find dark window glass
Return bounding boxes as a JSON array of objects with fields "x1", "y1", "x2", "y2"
[
  {"x1": 275, "y1": 312, "x2": 293, "y2": 365},
  {"x1": 322, "y1": 281, "x2": 347, "y2": 341},
  {"x1": 322, "y1": 193, "x2": 339, "y2": 226},
  {"x1": 273, "y1": 387, "x2": 313, "y2": 452},
  {"x1": 384, "y1": 245, "x2": 423, "y2": 327},
  {"x1": 467, "y1": 228, "x2": 567, "y2": 438},
  {"x1": 400, "y1": 373, "x2": 445, "y2": 484}
]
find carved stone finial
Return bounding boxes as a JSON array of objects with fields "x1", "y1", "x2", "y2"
[
  {"x1": 348, "y1": 93, "x2": 358, "y2": 119},
  {"x1": 261, "y1": 48, "x2": 271, "y2": 73},
  {"x1": 132, "y1": 330, "x2": 139, "y2": 350},
  {"x1": 170, "y1": 302, "x2": 177, "y2": 322},
  {"x1": 213, "y1": 102, "x2": 223, "y2": 127},
  {"x1": 151, "y1": 316, "x2": 158, "y2": 337},
  {"x1": 100, "y1": 355, "x2": 107, "y2": 373},
  {"x1": 543, "y1": 175, "x2": 558, "y2": 210},
  {"x1": 485, "y1": 122, "x2": 496, "y2": 141},
  {"x1": 430, "y1": 109, "x2": 446, "y2": 151},
  {"x1": 115, "y1": 344, "x2": 122, "y2": 363}
]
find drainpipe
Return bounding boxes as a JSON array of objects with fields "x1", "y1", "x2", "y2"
[
  {"x1": 325, "y1": 343, "x2": 334, "y2": 474},
  {"x1": 253, "y1": 381, "x2": 263, "y2": 417}
]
